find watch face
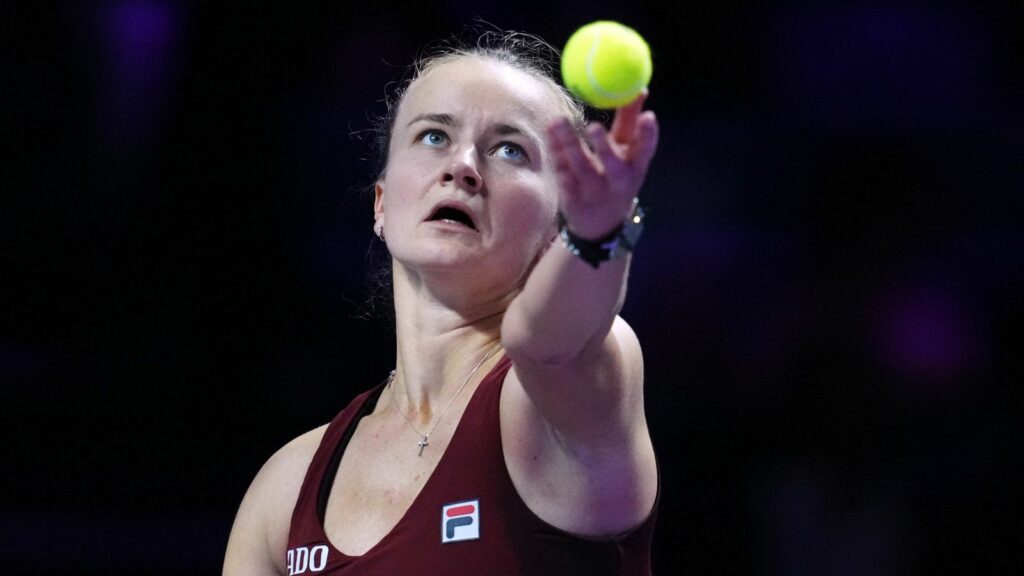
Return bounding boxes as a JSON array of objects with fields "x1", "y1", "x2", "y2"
[
  {"x1": 606, "y1": 238, "x2": 623, "y2": 259},
  {"x1": 558, "y1": 200, "x2": 644, "y2": 266},
  {"x1": 622, "y1": 223, "x2": 643, "y2": 247},
  {"x1": 621, "y1": 205, "x2": 645, "y2": 248}
]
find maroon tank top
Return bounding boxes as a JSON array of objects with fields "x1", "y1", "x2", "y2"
[{"x1": 286, "y1": 356, "x2": 657, "y2": 575}]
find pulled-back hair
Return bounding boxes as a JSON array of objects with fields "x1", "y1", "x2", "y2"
[{"x1": 368, "y1": 28, "x2": 589, "y2": 182}]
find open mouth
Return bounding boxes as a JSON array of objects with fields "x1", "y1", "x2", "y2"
[{"x1": 428, "y1": 206, "x2": 477, "y2": 230}]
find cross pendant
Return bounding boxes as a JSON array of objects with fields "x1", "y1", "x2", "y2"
[{"x1": 417, "y1": 436, "x2": 429, "y2": 456}]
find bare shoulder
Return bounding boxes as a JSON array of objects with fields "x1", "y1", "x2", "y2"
[{"x1": 223, "y1": 424, "x2": 329, "y2": 576}]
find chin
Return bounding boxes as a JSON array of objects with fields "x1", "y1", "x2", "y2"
[{"x1": 395, "y1": 246, "x2": 480, "y2": 273}]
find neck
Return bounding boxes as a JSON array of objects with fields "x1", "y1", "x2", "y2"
[{"x1": 388, "y1": 262, "x2": 509, "y2": 423}]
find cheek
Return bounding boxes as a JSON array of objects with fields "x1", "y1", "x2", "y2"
[
  {"x1": 384, "y1": 166, "x2": 430, "y2": 219},
  {"x1": 504, "y1": 206, "x2": 550, "y2": 238},
  {"x1": 497, "y1": 188, "x2": 558, "y2": 255},
  {"x1": 502, "y1": 175, "x2": 557, "y2": 228}
]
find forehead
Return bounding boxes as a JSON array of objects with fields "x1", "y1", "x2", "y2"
[{"x1": 395, "y1": 58, "x2": 565, "y2": 129}]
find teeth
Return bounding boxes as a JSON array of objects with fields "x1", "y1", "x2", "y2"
[{"x1": 430, "y1": 206, "x2": 475, "y2": 229}]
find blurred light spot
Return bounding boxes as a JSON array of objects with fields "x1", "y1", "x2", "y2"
[
  {"x1": 772, "y1": 4, "x2": 990, "y2": 130},
  {"x1": 100, "y1": 1, "x2": 182, "y2": 146},
  {"x1": 875, "y1": 282, "x2": 982, "y2": 385}
]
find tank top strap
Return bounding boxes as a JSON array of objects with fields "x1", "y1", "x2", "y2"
[
  {"x1": 286, "y1": 354, "x2": 657, "y2": 574},
  {"x1": 287, "y1": 383, "x2": 385, "y2": 546}
]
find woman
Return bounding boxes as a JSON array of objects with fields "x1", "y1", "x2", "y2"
[{"x1": 224, "y1": 31, "x2": 660, "y2": 575}]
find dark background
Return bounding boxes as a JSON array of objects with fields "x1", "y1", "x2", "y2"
[{"x1": 3, "y1": 1, "x2": 1021, "y2": 574}]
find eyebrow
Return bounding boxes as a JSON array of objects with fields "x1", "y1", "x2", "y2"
[
  {"x1": 405, "y1": 111, "x2": 540, "y2": 144},
  {"x1": 407, "y1": 114, "x2": 531, "y2": 137},
  {"x1": 494, "y1": 123, "x2": 527, "y2": 137},
  {"x1": 407, "y1": 113, "x2": 457, "y2": 128}
]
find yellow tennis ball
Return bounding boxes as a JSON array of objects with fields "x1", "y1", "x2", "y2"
[{"x1": 561, "y1": 21, "x2": 652, "y2": 109}]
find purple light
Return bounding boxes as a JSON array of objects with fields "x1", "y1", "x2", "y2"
[
  {"x1": 109, "y1": 1, "x2": 176, "y2": 50},
  {"x1": 99, "y1": 1, "x2": 182, "y2": 145},
  {"x1": 874, "y1": 281, "x2": 982, "y2": 386},
  {"x1": 770, "y1": 4, "x2": 990, "y2": 130}
]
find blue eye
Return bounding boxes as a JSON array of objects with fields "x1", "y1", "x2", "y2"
[
  {"x1": 495, "y1": 142, "x2": 526, "y2": 162},
  {"x1": 419, "y1": 130, "x2": 448, "y2": 147}
]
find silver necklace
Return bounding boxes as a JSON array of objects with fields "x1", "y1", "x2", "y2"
[{"x1": 387, "y1": 344, "x2": 502, "y2": 456}]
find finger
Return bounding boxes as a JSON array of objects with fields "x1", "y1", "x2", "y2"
[
  {"x1": 626, "y1": 111, "x2": 659, "y2": 172},
  {"x1": 550, "y1": 118, "x2": 597, "y2": 164},
  {"x1": 610, "y1": 88, "x2": 648, "y2": 145},
  {"x1": 547, "y1": 119, "x2": 592, "y2": 197},
  {"x1": 586, "y1": 122, "x2": 623, "y2": 175},
  {"x1": 561, "y1": 130, "x2": 606, "y2": 197},
  {"x1": 547, "y1": 117, "x2": 583, "y2": 156},
  {"x1": 547, "y1": 118, "x2": 580, "y2": 164},
  {"x1": 550, "y1": 150, "x2": 581, "y2": 202}
]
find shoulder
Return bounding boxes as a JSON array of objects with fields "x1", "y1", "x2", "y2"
[
  {"x1": 254, "y1": 424, "x2": 331, "y2": 517},
  {"x1": 262, "y1": 424, "x2": 331, "y2": 484},
  {"x1": 223, "y1": 424, "x2": 329, "y2": 576}
]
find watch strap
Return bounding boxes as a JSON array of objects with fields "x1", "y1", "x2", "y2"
[{"x1": 558, "y1": 198, "x2": 644, "y2": 269}]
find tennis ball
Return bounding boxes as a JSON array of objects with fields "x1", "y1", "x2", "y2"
[{"x1": 561, "y1": 21, "x2": 652, "y2": 109}]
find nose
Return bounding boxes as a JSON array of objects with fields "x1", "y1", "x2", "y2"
[{"x1": 441, "y1": 146, "x2": 483, "y2": 192}]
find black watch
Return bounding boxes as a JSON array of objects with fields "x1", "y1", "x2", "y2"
[{"x1": 558, "y1": 198, "x2": 645, "y2": 269}]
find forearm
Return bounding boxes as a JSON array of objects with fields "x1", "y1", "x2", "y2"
[
  {"x1": 502, "y1": 93, "x2": 657, "y2": 364},
  {"x1": 502, "y1": 239, "x2": 630, "y2": 364}
]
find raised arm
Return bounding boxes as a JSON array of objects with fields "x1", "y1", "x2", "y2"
[
  {"x1": 504, "y1": 92, "x2": 657, "y2": 366},
  {"x1": 503, "y1": 89, "x2": 658, "y2": 406},
  {"x1": 500, "y1": 92, "x2": 659, "y2": 534}
]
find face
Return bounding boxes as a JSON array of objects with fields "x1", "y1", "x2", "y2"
[{"x1": 375, "y1": 57, "x2": 567, "y2": 296}]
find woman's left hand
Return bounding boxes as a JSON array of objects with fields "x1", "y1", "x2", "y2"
[{"x1": 546, "y1": 90, "x2": 660, "y2": 239}]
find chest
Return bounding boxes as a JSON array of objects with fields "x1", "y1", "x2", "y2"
[
  {"x1": 322, "y1": 403, "x2": 466, "y2": 556},
  {"x1": 286, "y1": 372, "x2": 657, "y2": 575}
]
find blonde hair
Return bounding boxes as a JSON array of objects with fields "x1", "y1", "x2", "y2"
[{"x1": 369, "y1": 29, "x2": 588, "y2": 181}]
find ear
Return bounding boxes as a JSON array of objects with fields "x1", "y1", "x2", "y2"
[{"x1": 373, "y1": 181, "x2": 385, "y2": 222}]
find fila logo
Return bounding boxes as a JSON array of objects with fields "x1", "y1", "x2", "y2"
[
  {"x1": 286, "y1": 545, "x2": 328, "y2": 575},
  {"x1": 441, "y1": 499, "x2": 480, "y2": 543}
]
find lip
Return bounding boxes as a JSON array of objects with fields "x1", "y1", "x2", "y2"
[
  {"x1": 425, "y1": 219, "x2": 479, "y2": 235},
  {"x1": 425, "y1": 199, "x2": 480, "y2": 232}
]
